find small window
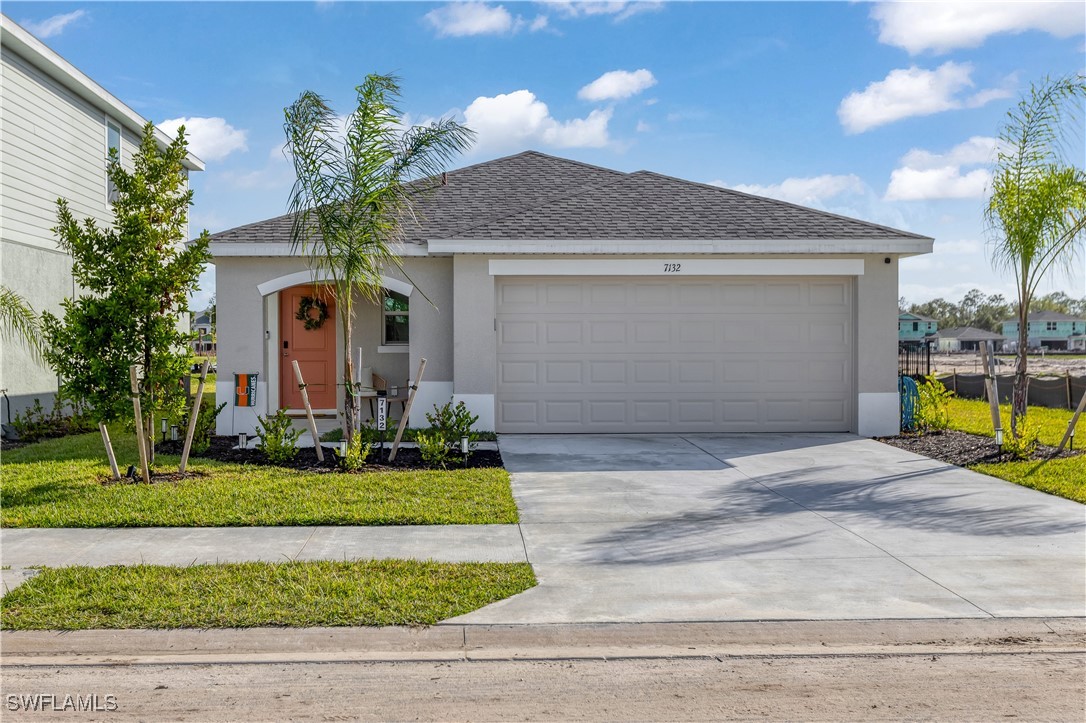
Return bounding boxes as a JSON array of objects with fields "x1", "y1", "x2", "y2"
[
  {"x1": 382, "y1": 291, "x2": 409, "y2": 345},
  {"x1": 106, "y1": 121, "x2": 121, "y2": 202},
  {"x1": 912, "y1": 322, "x2": 919, "y2": 331},
  {"x1": 1046, "y1": 321, "x2": 1058, "y2": 332}
]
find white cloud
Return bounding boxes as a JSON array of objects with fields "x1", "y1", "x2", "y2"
[
  {"x1": 425, "y1": 3, "x2": 518, "y2": 37},
  {"x1": 529, "y1": 14, "x2": 549, "y2": 32},
  {"x1": 715, "y1": 174, "x2": 866, "y2": 206},
  {"x1": 837, "y1": 62, "x2": 1010, "y2": 134},
  {"x1": 22, "y1": 10, "x2": 86, "y2": 39},
  {"x1": 885, "y1": 137, "x2": 997, "y2": 201},
  {"x1": 158, "y1": 117, "x2": 248, "y2": 162},
  {"x1": 872, "y1": 1, "x2": 1085, "y2": 55},
  {"x1": 463, "y1": 89, "x2": 611, "y2": 152},
  {"x1": 937, "y1": 239, "x2": 984, "y2": 255},
  {"x1": 578, "y1": 69, "x2": 657, "y2": 102},
  {"x1": 548, "y1": 1, "x2": 664, "y2": 22},
  {"x1": 635, "y1": 120, "x2": 652, "y2": 133}
]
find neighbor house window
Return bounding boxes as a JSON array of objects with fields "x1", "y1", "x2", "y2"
[
  {"x1": 383, "y1": 291, "x2": 409, "y2": 345},
  {"x1": 1046, "y1": 321, "x2": 1058, "y2": 332},
  {"x1": 106, "y1": 120, "x2": 121, "y2": 203},
  {"x1": 912, "y1": 322, "x2": 919, "y2": 331}
]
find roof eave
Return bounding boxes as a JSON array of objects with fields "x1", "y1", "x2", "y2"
[
  {"x1": 425, "y1": 238, "x2": 935, "y2": 256},
  {"x1": 1, "y1": 14, "x2": 204, "y2": 172}
]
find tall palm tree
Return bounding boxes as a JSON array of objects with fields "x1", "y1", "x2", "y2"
[
  {"x1": 986, "y1": 75, "x2": 1086, "y2": 438},
  {"x1": 0, "y1": 285, "x2": 43, "y2": 364},
  {"x1": 284, "y1": 73, "x2": 474, "y2": 443}
]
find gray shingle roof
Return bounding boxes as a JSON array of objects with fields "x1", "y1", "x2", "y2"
[
  {"x1": 1002, "y1": 311, "x2": 1086, "y2": 323},
  {"x1": 936, "y1": 327, "x2": 1005, "y2": 341},
  {"x1": 207, "y1": 150, "x2": 929, "y2": 246}
]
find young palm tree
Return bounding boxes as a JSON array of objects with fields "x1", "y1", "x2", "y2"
[
  {"x1": 284, "y1": 73, "x2": 474, "y2": 443},
  {"x1": 0, "y1": 285, "x2": 42, "y2": 364},
  {"x1": 986, "y1": 75, "x2": 1086, "y2": 438}
]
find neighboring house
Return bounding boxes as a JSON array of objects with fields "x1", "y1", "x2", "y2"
[
  {"x1": 932, "y1": 327, "x2": 1005, "y2": 353},
  {"x1": 208, "y1": 151, "x2": 932, "y2": 438},
  {"x1": 0, "y1": 14, "x2": 203, "y2": 417},
  {"x1": 192, "y1": 312, "x2": 215, "y2": 355},
  {"x1": 1069, "y1": 335, "x2": 1086, "y2": 352},
  {"x1": 898, "y1": 312, "x2": 938, "y2": 347},
  {"x1": 1001, "y1": 312, "x2": 1086, "y2": 351}
]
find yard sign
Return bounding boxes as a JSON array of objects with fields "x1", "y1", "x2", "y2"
[{"x1": 234, "y1": 373, "x2": 258, "y2": 407}]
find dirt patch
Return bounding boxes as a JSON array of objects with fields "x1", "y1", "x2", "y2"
[
  {"x1": 878, "y1": 429, "x2": 1083, "y2": 466},
  {"x1": 155, "y1": 435, "x2": 503, "y2": 472}
]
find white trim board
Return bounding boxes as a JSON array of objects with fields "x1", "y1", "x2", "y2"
[
  {"x1": 209, "y1": 242, "x2": 428, "y2": 258},
  {"x1": 256, "y1": 270, "x2": 414, "y2": 297},
  {"x1": 433, "y1": 239, "x2": 931, "y2": 256},
  {"x1": 488, "y1": 259, "x2": 865, "y2": 277}
]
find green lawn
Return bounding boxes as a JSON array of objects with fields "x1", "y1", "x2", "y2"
[
  {"x1": 1, "y1": 429, "x2": 518, "y2": 527},
  {"x1": 944, "y1": 398, "x2": 1085, "y2": 503},
  {"x1": 0, "y1": 560, "x2": 536, "y2": 630}
]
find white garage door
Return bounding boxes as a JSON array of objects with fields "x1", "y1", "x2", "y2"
[{"x1": 495, "y1": 276, "x2": 853, "y2": 433}]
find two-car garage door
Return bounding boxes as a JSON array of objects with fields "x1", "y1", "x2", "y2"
[{"x1": 495, "y1": 277, "x2": 854, "y2": 433}]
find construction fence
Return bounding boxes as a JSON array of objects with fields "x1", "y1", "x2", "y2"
[{"x1": 935, "y1": 373, "x2": 1086, "y2": 410}]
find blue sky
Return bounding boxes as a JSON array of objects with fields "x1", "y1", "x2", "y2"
[{"x1": 9, "y1": 1, "x2": 1086, "y2": 312}]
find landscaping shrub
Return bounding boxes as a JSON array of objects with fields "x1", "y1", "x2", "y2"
[
  {"x1": 416, "y1": 430, "x2": 450, "y2": 468},
  {"x1": 178, "y1": 400, "x2": 226, "y2": 454},
  {"x1": 916, "y1": 374, "x2": 954, "y2": 432},
  {"x1": 1001, "y1": 419, "x2": 1040, "y2": 460},
  {"x1": 426, "y1": 401, "x2": 480, "y2": 457},
  {"x1": 10, "y1": 396, "x2": 95, "y2": 442},
  {"x1": 255, "y1": 409, "x2": 301, "y2": 463}
]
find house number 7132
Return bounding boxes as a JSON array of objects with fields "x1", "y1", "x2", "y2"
[{"x1": 663, "y1": 263, "x2": 682, "y2": 273}]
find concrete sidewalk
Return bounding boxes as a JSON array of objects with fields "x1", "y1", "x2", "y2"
[{"x1": 1, "y1": 525, "x2": 526, "y2": 594}]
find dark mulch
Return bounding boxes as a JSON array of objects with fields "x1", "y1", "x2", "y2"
[
  {"x1": 155, "y1": 435, "x2": 503, "y2": 472},
  {"x1": 878, "y1": 429, "x2": 1083, "y2": 467}
]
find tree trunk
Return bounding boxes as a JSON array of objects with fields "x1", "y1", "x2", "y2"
[
  {"x1": 341, "y1": 289, "x2": 356, "y2": 445},
  {"x1": 1011, "y1": 290, "x2": 1030, "y2": 438}
]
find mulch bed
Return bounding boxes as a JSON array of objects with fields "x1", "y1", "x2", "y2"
[
  {"x1": 878, "y1": 429, "x2": 1083, "y2": 467},
  {"x1": 155, "y1": 435, "x2": 503, "y2": 472}
]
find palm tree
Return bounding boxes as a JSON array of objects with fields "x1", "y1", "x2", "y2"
[
  {"x1": 0, "y1": 285, "x2": 43, "y2": 364},
  {"x1": 284, "y1": 73, "x2": 474, "y2": 443},
  {"x1": 986, "y1": 75, "x2": 1086, "y2": 438}
]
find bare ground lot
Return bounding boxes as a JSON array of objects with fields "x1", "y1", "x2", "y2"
[{"x1": 931, "y1": 353, "x2": 1086, "y2": 376}]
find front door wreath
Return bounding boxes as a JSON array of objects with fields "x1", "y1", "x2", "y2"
[{"x1": 296, "y1": 295, "x2": 329, "y2": 330}]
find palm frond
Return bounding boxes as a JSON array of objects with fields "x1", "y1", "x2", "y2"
[{"x1": 0, "y1": 285, "x2": 44, "y2": 364}]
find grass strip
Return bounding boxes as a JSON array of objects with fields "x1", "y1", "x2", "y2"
[
  {"x1": 0, "y1": 560, "x2": 536, "y2": 630},
  {"x1": 1, "y1": 430, "x2": 518, "y2": 528},
  {"x1": 969, "y1": 458, "x2": 1086, "y2": 504}
]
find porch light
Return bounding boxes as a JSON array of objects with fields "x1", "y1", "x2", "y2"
[
  {"x1": 170, "y1": 425, "x2": 179, "y2": 441},
  {"x1": 239, "y1": 432, "x2": 247, "y2": 449},
  {"x1": 460, "y1": 435, "x2": 469, "y2": 457},
  {"x1": 995, "y1": 430, "x2": 1003, "y2": 447},
  {"x1": 338, "y1": 440, "x2": 348, "y2": 457},
  {"x1": 161, "y1": 419, "x2": 168, "y2": 442}
]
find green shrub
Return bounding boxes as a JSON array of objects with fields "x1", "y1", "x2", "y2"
[
  {"x1": 425, "y1": 401, "x2": 480, "y2": 457},
  {"x1": 416, "y1": 431, "x2": 450, "y2": 468},
  {"x1": 319, "y1": 427, "x2": 343, "y2": 442},
  {"x1": 916, "y1": 375, "x2": 954, "y2": 432},
  {"x1": 255, "y1": 409, "x2": 301, "y2": 464},
  {"x1": 10, "y1": 396, "x2": 95, "y2": 442},
  {"x1": 179, "y1": 401, "x2": 226, "y2": 454},
  {"x1": 1002, "y1": 419, "x2": 1040, "y2": 460},
  {"x1": 338, "y1": 433, "x2": 372, "y2": 471}
]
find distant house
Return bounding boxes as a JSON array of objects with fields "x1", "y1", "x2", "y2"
[
  {"x1": 191, "y1": 312, "x2": 215, "y2": 355},
  {"x1": 898, "y1": 312, "x2": 938, "y2": 347},
  {"x1": 1001, "y1": 312, "x2": 1086, "y2": 351},
  {"x1": 933, "y1": 327, "x2": 1004, "y2": 353},
  {"x1": 0, "y1": 14, "x2": 203, "y2": 417},
  {"x1": 1069, "y1": 335, "x2": 1086, "y2": 352}
]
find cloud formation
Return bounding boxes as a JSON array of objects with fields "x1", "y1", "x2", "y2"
[
  {"x1": 578, "y1": 69, "x2": 657, "y2": 102},
  {"x1": 838, "y1": 62, "x2": 1010, "y2": 134},
  {"x1": 548, "y1": 1, "x2": 664, "y2": 22},
  {"x1": 872, "y1": 1, "x2": 1085, "y2": 54},
  {"x1": 158, "y1": 117, "x2": 248, "y2": 162},
  {"x1": 885, "y1": 137, "x2": 997, "y2": 201},
  {"x1": 717, "y1": 174, "x2": 866, "y2": 206},
  {"x1": 463, "y1": 90, "x2": 611, "y2": 152},
  {"x1": 424, "y1": 3, "x2": 518, "y2": 37},
  {"x1": 22, "y1": 10, "x2": 86, "y2": 39}
]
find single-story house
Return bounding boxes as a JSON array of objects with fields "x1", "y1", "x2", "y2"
[
  {"x1": 932, "y1": 327, "x2": 1005, "y2": 353},
  {"x1": 208, "y1": 151, "x2": 933, "y2": 437},
  {"x1": 1069, "y1": 334, "x2": 1086, "y2": 352}
]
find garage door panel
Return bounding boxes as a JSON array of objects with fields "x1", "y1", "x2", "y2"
[{"x1": 496, "y1": 277, "x2": 853, "y2": 433}]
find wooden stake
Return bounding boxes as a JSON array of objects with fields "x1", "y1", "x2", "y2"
[
  {"x1": 180, "y1": 359, "x2": 210, "y2": 474},
  {"x1": 130, "y1": 366, "x2": 151, "y2": 483},
  {"x1": 1056, "y1": 389, "x2": 1086, "y2": 453},
  {"x1": 292, "y1": 360, "x2": 324, "y2": 462},
  {"x1": 980, "y1": 342, "x2": 1003, "y2": 445},
  {"x1": 389, "y1": 358, "x2": 427, "y2": 462},
  {"x1": 99, "y1": 422, "x2": 120, "y2": 481}
]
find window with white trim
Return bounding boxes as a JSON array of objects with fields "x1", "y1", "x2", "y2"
[
  {"x1": 383, "y1": 291, "x2": 409, "y2": 345},
  {"x1": 1046, "y1": 321, "x2": 1058, "y2": 332}
]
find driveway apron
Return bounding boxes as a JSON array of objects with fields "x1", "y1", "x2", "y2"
[{"x1": 450, "y1": 434, "x2": 1086, "y2": 624}]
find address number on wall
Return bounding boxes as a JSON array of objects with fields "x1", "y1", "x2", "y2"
[{"x1": 663, "y1": 263, "x2": 682, "y2": 273}]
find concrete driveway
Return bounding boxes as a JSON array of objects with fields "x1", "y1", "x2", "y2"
[{"x1": 452, "y1": 434, "x2": 1085, "y2": 624}]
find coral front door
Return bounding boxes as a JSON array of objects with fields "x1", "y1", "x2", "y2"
[{"x1": 280, "y1": 285, "x2": 337, "y2": 410}]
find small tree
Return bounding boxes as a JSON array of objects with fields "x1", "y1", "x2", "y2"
[
  {"x1": 42, "y1": 122, "x2": 210, "y2": 469},
  {"x1": 986, "y1": 75, "x2": 1086, "y2": 439},
  {"x1": 284, "y1": 73, "x2": 474, "y2": 444}
]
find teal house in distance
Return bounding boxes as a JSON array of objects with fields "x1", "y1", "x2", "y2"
[
  {"x1": 898, "y1": 312, "x2": 938, "y2": 347},
  {"x1": 1001, "y1": 311, "x2": 1086, "y2": 351}
]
